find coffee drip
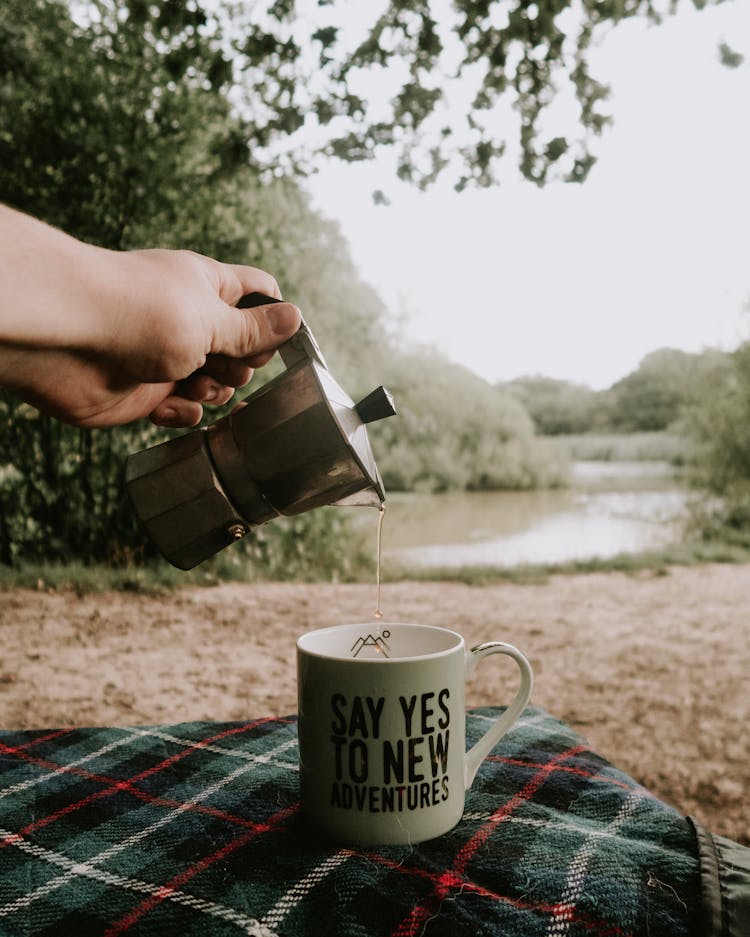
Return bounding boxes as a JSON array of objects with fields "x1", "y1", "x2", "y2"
[{"x1": 374, "y1": 504, "x2": 386, "y2": 621}]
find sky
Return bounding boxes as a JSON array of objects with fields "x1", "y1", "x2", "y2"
[{"x1": 306, "y1": 2, "x2": 750, "y2": 390}]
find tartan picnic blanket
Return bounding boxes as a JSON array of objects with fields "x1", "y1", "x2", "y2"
[{"x1": 0, "y1": 707, "x2": 700, "y2": 937}]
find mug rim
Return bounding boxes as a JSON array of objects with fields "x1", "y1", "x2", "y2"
[{"x1": 296, "y1": 621, "x2": 464, "y2": 663}]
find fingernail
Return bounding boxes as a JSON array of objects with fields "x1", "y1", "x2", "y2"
[
  {"x1": 203, "y1": 384, "x2": 218, "y2": 402},
  {"x1": 155, "y1": 407, "x2": 178, "y2": 424},
  {"x1": 266, "y1": 302, "x2": 300, "y2": 336}
]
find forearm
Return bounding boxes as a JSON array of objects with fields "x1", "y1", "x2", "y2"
[{"x1": 0, "y1": 204, "x2": 121, "y2": 355}]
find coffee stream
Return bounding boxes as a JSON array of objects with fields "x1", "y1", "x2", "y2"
[{"x1": 374, "y1": 504, "x2": 385, "y2": 622}]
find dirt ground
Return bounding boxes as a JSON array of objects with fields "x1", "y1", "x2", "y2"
[{"x1": 0, "y1": 563, "x2": 747, "y2": 844}]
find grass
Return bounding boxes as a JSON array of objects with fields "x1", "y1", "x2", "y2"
[
  {"x1": 0, "y1": 552, "x2": 309, "y2": 595},
  {"x1": 380, "y1": 539, "x2": 750, "y2": 586},
  {"x1": 0, "y1": 562, "x2": 209, "y2": 595},
  {"x1": 2, "y1": 539, "x2": 749, "y2": 593}
]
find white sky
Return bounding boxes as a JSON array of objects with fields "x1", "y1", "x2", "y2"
[{"x1": 306, "y1": 2, "x2": 750, "y2": 390}]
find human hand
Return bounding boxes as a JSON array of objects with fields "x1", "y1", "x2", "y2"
[
  {"x1": 0, "y1": 206, "x2": 301, "y2": 428},
  {"x1": 71, "y1": 247, "x2": 301, "y2": 428}
]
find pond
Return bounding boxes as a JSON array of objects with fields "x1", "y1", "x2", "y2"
[{"x1": 378, "y1": 462, "x2": 687, "y2": 569}]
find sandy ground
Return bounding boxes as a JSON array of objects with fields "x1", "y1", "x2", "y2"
[{"x1": 0, "y1": 563, "x2": 747, "y2": 844}]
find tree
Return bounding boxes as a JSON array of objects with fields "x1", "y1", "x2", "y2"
[
  {"x1": 4, "y1": 0, "x2": 734, "y2": 209},
  {"x1": 236, "y1": 0, "x2": 736, "y2": 190},
  {"x1": 607, "y1": 348, "x2": 714, "y2": 432},
  {"x1": 0, "y1": 0, "x2": 257, "y2": 253},
  {"x1": 506, "y1": 376, "x2": 603, "y2": 435},
  {"x1": 3, "y1": 0, "x2": 739, "y2": 215},
  {"x1": 682, "y1": 341, "x2": 750, "y2": 546},
  {"x1": 374, "y1": 350, "x2": 559, "y2": 492}
]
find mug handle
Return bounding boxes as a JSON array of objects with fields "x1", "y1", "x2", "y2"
[{"x1": 463, "y1": 642, "x2": 534, "y2": 788}]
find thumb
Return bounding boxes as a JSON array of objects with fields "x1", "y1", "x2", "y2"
[{"x1": 213, "y1": 298, "x2": 301, "y2": 358}]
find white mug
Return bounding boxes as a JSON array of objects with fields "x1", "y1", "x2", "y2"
[{"x1": 296, "y1": 622, "x2": 533, "y2": 846}]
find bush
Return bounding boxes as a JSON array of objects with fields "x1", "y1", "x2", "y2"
[
  {"x1": 682, "y1": 341, "x2": 750, "y2": 544},
  {"x1": 217, "y1": 508, "x2": 373, "y2": 583},
  {"x1": 0, "y1": 397, "x2": 156, "y2": 565},
  {"x1": 374, "y1": 350, "x2": 565, "y2": 493},
  {"x1": 542, "y1": 431, "x2": 688, "y2": 464}
]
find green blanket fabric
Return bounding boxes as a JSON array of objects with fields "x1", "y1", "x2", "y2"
[{"x1": 0, "y1": 707, "x2": 702, "y2": 936}]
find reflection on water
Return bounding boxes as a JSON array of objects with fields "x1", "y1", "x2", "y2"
[{"x1": 382, "y1": 462, "x2": 687, "y2": 568}]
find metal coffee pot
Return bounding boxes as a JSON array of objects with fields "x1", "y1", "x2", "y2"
[{"x1": 125, "y1": 293, "x2": 396, "y2": 570}]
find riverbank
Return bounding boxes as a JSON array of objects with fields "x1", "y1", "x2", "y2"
[{"x1": 1, "y1": 563, "x2": 747, "y2": 844}]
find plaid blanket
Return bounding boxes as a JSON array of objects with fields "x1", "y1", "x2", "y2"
[{"x1": 0, "y1": 707, "x2": 699, "y2": 936}]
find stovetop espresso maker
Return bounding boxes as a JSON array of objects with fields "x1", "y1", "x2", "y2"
[{"x1": 125, "y1": 293, "x2": 396, "y2": 569}]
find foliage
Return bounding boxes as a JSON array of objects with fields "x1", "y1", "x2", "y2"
[
  {"x1": 507, "y1": 377, "x2": 605, "y2": 435},
  {"x1": 232, "y1": 179, "x2": 390, "y2": 396},
  {"x1": 681, "y1": 341, "x2": 750, "y2": 545},
  {"x1": 605, "y1": 348, "x2": 722, "y2": 433},
  {"x1": 541, "y1": 431, "x2": 687, "y2": 464},
  {"x1": 2, "y1": 0, "x2": 732, "y2": 203},
  {"x1": 0, "y1": 505, "x2": 373, "y2": 590},
  {"x1": 719, "y1": 41, "x2": 744, "y2": 69},
  {"x1": 286, "y1": 0, "x2": 731, "y2": 189},
  {"x1": 7, "y1": 532, "x2": 750, "y2": 593},
  {"x1": 211, "y1": 507, "x2": 375, "y2": 583},
  {"x1": 374, "y1": 350, "x2": 565, "y2": 492},
  {"x1": 507, "y1": 348, "x2": 735, "y2": 438},
  {"x1": 0, "y1": 0, "x2": 248, "y2": 253},
  {"x1": 0, "y1": 397, "x2": 162, "y2": 565}
]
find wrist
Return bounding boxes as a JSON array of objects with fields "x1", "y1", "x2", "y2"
[{"x1": 0, "y1": 205, "x2": 121, "y2": 354}]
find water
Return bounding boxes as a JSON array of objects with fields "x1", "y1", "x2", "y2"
[{"x1": 382, "y1": 461, "x2": 687, "y2": 569}]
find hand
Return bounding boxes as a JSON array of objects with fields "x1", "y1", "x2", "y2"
[{"x1": 0, "y1": 206, "x2": 301, "y2": 428}]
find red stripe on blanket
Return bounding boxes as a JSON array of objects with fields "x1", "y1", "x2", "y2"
[
  {"x1": 102, "y1": 802, "x2": 300, "y2": 936},
  {"x1": 390, "y1": 745, "x2": 588, "y2": 937},
  {"x1": 0, "y1": 718, "x2": 282, "y2": 846},
  {"x1": 487, "y1": 754, "x2": 638, "y2": 792},
  {"x1": 0, "y1": 729, "x2": 71, "y2": 753}
]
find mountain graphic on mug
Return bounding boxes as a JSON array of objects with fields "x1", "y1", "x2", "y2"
[{"x1": 350, "y1": 630, "x2": 391, "y2": 658}]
